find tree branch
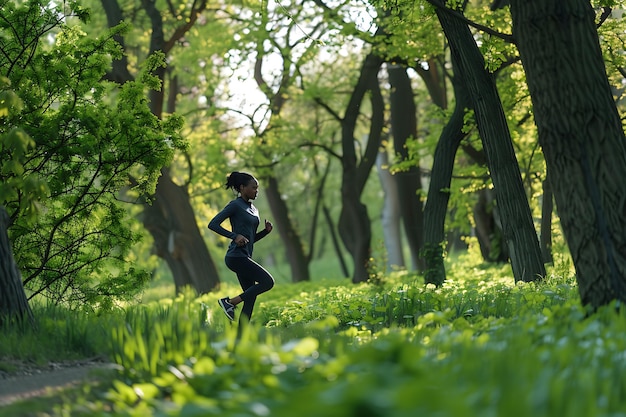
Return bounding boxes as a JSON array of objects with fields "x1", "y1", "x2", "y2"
[
  {"x1": 597, "y1": 7, "x2": 612, "y2": 28},
  {"x1": 426, "y1": 0, "x2": 515, "y2": 44}
]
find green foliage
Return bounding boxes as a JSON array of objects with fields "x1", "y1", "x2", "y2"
[
  {"x1": 5, "y1": 254, "x2": 626, "y2": 416},
  {"x1": 374, "y1": 0, "x2": 444, "y2": 63},
  {"x1": 0, "y1": 302, "x2": 122, "y2": 363},
  {"x1": 0, "y1": 1, "x2": 185, "y2": 308},
  {"x1": 0, "y1": 76, "x2": 48, "y2": 223},
  {"x1": 421, "y1": 241, "x2": 446, "y2": 285},
  {"x1": 23, "y1": 258, "x2": 623, "y2": 417}
]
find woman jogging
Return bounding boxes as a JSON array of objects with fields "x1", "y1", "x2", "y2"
[{"x1": 208, "y1": 171, "x2": 275, "y2": 323}]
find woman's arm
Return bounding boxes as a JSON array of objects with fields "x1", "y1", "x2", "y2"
[
  {"x1": 254, "y1": 219, "x2": 273, "y2": 241},
  {"x1": 208, "y1": 202, "x2": 237, "y2": 240}
]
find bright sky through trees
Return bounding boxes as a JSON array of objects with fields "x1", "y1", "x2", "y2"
[{"x1": 214, "y1": 0, "x2": 376, "y2": 136}]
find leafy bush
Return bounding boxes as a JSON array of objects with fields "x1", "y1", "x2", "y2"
[{"x1": 1, "y1": 0, "x2": 185, "y2": 309}]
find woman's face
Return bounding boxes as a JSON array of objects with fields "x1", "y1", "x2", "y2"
[{"x1": 240, "y1": 178, "x2": 259, "y2": 201}]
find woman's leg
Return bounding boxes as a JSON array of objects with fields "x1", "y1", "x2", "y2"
[{"x1": 225, "y1": 256, "x2": 274, "y2": 321}]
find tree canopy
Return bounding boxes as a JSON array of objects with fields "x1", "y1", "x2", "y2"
[
  {"x1": 3, "y1": 0, "x2": 626, "y2": 314},
  {"x1": 1, "y1": 0, "x2": 185, "y2": 308}
]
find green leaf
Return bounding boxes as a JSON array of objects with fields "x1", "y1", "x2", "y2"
[{"x1": 1, "y1": 159, "x2": 24, "y2": 176}]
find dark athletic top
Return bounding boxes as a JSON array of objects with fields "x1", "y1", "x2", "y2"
[{"x1": 208, "y1": 197, "x2": 269, "y2": 257}]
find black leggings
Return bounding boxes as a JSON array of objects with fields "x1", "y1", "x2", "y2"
[{"x1": 225, "y1": 256, "x2": 274, "y2": 321}]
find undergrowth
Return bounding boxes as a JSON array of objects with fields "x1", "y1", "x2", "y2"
[{"x1": 4, "y1": 252, "x2": 626, "y2": 416}]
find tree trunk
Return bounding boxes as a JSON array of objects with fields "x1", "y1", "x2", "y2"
[
  {"x1": 433, "y1": 1, "x2": 546, "y2": 282},
  {"x1": 510, "y1": 0, "x2": 626, "y2": 308},
  {"x1": 0, "y1": 206, "x2": 33, "y2": 325},
  {"x1": 339, "y1": 52, "x2": 385, "y2": 283},
  {"x1": 102, "y1": 0, "x2": 220, "y2": 294},
  {"x1": 415, "y1": 58, "x2": 448, "y2": 109},
  {"x1": 388, "y1": 64, "x2": 425, "y2": 271},
  {"x1": 264, "y1": 176, "x2": 310, "y2": 282},
  {"x1": 540, "y1": 173, "x2": 554, "y2": 264},
  {"x1": 338, "y1": 196, "x2": 372, "y2": 283},
  {"x1": 422, "y1": 59, "x2": 469, "y2": 285},
  {"x1": 458, "y1": 145, "x2": 507, "y2": 263},
  {"x1": 376, "y1": 150, "x2": 405, "y2": 269},
  {"x1": 323, "y1": 205, "x2": 350, "y2": 278},
  {"x1": 100, "y1": 0, "x2": 133, "y2": 84},
  {"x1": 473, "y1": 188, "x2": 509, "y2": 262},
  {"x1": 143, "y1": 169, "x2": 220, "y2": 293}
]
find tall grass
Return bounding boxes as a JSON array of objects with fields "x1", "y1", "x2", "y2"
[
  {"x1": 82, "y1": 269, "x2": 626, "y2": 417},
  {"x1": 0, "y1": 302, "x2": 122, "y2": 365},
  {"x1": 7, "y1": 248, "x2": 626, "y2": 417}
]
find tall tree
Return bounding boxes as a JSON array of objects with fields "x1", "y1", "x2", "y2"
[
  {"x1": 509, "y1": 0, "x2": 626, "y2": 308},
  {"x1": 376, "y1": 149, "x2": 405, "y2": 269},
  {"x1": 376, "y1": 1, "x2": 516, "y2": 271},
  {"x1": 309, "y1": 1, "x2": 403, "y2": 282},
  {"x1": 248, "y1": 0, "x2": 328, "y2": 282},
  {"x1": 0, "y1": 1, "x2": 183, "y2": 308},
  {"x1": 312, "y1": 49, "x2": 385, "y2": 283},
  {"x1": 338, "y1": 51, "x2": 385, "y2": 283},
  {"x1": 99, "y1": 0, "x2": 221, "y2": 293},
  {"x1": 217, "y1": 0, "x2": 345, "y2": 282},
  {"x1": 429, "y1": 0, "x2": 546, "y2": 283},
  {"x1": 388, "y1": 64, "x2": 425, "y2": 271},
  {"x1": 423, "y1": 54, "x2": 471, "y2": 285}
]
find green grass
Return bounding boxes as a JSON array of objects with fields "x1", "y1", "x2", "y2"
[
  {"x1": 0, "y1": 302, "x2": 123, "y2": 364},
  {"x1": 5, "y1": 248, "x2": 626, "y2": 416}
]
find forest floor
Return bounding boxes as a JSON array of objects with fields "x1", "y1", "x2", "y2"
[{"x1": 0, "y1": 358, "x2": 116, "y2": 408}]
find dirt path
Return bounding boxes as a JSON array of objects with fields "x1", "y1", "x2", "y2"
[{"x1": 0, "y1": 359, "x2": 117, "y2": 407}]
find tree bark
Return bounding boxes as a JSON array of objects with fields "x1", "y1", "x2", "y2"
[
  {"x1": 0, "y1": 206, "x2": 33, "y2": 325},
  {"x1": 433, "y1": 1, "x2": 546, "y2": 282},
  {"x1": 510, "y1": 0, "x2": 626, "y2": 308},
  {"x1": 376, "y1": 150, "x2": 405, "y2": 269},
  {"x1": 102, "y1": 0, "x2": 221, "y2": 293},
  {"x1": 323, "y1": 205, "x2": 350, "y2": 277},
  {"x1": 473, "y1": 188, "x2": 509, "y2": 262},
  {"x1": 143, "y1": 169, "x2": 219, "y2": 293},
  {"x1": 100, "y1": 0, "x2": 133, "y2": 84},
  {"x1": 457, "y1": 144, "x2": 508, "y2": 263},
  {"x1": 415, "y1": 58, "x2": 448, "y2": 109},
  {"x1": 540, "y1": 173, "x2": 554, "y2": 264},
  {"x1": 422, "y1": 57, "x2": 469, "y2": 285},
  {"x1": 264, "y1": 177, "x2": 310, "y2": 282},
  {"x1": 388, "y1": 64, "x2": 425, "y2": 271},
  {"x1": 339, "y1": 52, "x2": 385, "y2": 283}
]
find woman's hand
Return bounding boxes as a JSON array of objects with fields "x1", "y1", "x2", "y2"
[
  {"x1": 264, "y1": 219, "x2": 273, "y2": 233},
  {"x1": 234, "y1": 234, "x2": 249, "y2": 247}
]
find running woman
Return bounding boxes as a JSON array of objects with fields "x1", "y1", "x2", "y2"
[{"x1": 208, "y1": 171, "x2": 275, "y2": 323}]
